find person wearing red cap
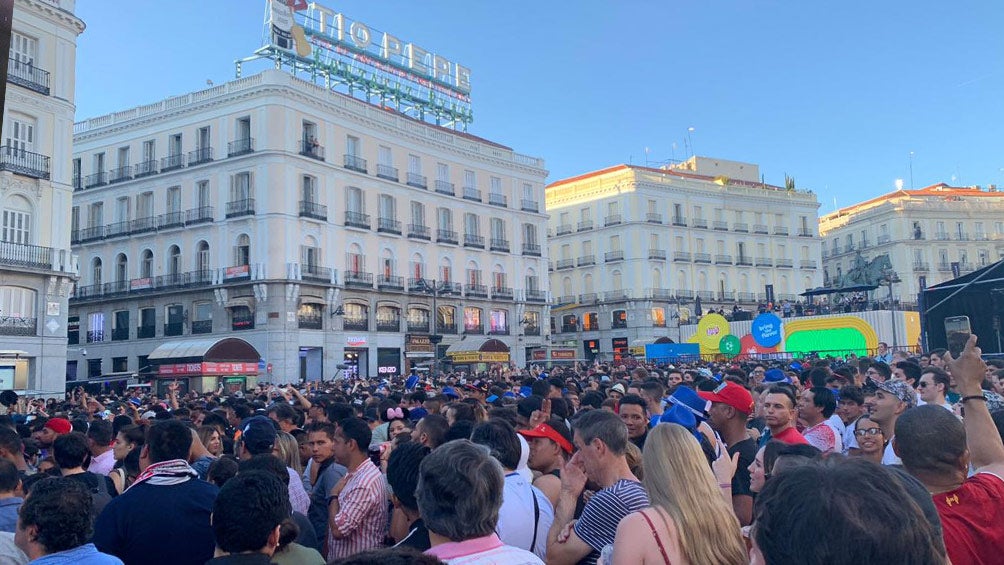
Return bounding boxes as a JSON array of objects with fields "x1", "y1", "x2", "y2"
[
  {"x1": 518, "y1": 417, "x2": 574, "y2": 509},
  {"x1": 700, "y1": 381, "x2": 757, "y2": 526},
  {"x1": 32, "y1": 418, "x2": 72, "y2": 458}
]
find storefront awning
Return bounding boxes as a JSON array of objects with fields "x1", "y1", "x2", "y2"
[
  {"x1": 446, "y1": 337, "x2": 510, "y2": 363},
  {"x1": 148, "y1": 337, "x2": 260, "y2": 362}
]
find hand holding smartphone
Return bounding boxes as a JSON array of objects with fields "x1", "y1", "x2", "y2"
[{"x1": 945, "y1": 315, "x2": 972, "y2": 359}]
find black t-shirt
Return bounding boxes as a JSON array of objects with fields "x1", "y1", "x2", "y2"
[
  {"x1": 729, "y1": 437, "x2": 758, "y2": 497},
  {"x1": 394, "y1": 518, "x2": 431, "y2": 552}
]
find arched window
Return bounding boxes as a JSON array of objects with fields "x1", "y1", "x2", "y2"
[
  {"x1": 141, "y1": 250, "x2": 153, "y2": 278},
  {"x1": 376, "y1": 304, "x2": 401, "y2": 332},
  {"x1": 196, "y1": 241, "x2": 210, "y2": 273},
  {"x1": 235, "y1": 235, "x2": 250, "y2": 266},
  {"x1": 168, "y1": 245, "x2": 181, "y2": 276},
  {"x1": 115, "y1": 253, "x2": 128, "y2": 283},
  {"x1": 407, "y1": 306, "x2": 430, "y2": 331},
  {"x1": 2, "y1": 195, "x2": 32, "y2": 244},
  {"x1": 437, "y1": 305, "x2": 456, "y2": 333},
  {"x1": 92, "y1": 257, "x2": 102, "y2": 285}
]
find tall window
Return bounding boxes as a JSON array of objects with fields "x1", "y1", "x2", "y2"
[
  {"x1": 196, "y1": 180, "x2": 210, "y2": 209},
  {"x1": 302, "y1": 176, "x2": 317, "y2": 203},
  {"x1": 1, "y1": 196, "x2": 31, "y2": 244},
  {"x1": 463, "y1": 170, "x2": 476, "y2": 190},
  {"x1": 10, "y1": 32, "x2": 36, "y2": 67},
  {"x1": 408, "y1": 154, "x2": 421, "y2": 175},
  {"x1": 346, "y1": 135, "x2": 360, "y2": 156},
  {"x1": 136, "y1": 192, "x2": 153, "y2": 220},
  {"x1": 438, "y1": 208, "x2": 452, "y2": 231},
  {"x1": 4, "y1": 114, "x2": 34, "y2": 154},
  {"x1": 166, "y1": 187, "x2": 181, "y2": 215},
  {"x1": 235, "y1": 235, "x2": 250, "y2": 266},
  {"x1": 523, "y1": 224, "x2": 538, "y2": 245},
  {"x1": 196, "y1": 241, "x2": 210, "y2": 272},
  {"x1": 378, "y1": 145, "x2": 392, "y2": 166},
  {"x1": 91, "y1": 258, "x2": 102, "y2": 285},
  {"x1": 490, "y1": 218, "x2": 505, "y2": 241},
  {"x1": 411, "y1": 202, "x2": 425, "y2": 227},
  {"x1": 379, "y1": 194, "x2": 396, "y2": 220},
  {"x1": 141, "y1": 250, "x2": 153, "y2": 278},
  {"x1": 346, "y1": 187, "x2": 364, "y2": 214},
  {"x1": 231, "y1": 172, "x2": 252, "y2": 201},
  {"x1": 465, "y1": 213, "x2": 479, "y2": 236},
  {"x1": 115, "y1": 254, "x2": 128, "y2": 282},
  {"x1": 490, "y1": 176, "x2": 502, "y2": 196},
  {"x1": 168, "y1": 245, "x2": 181, "y2": 275},
  {"x1": 437, "y1": 163, "x2": 449, "y2": 182}
]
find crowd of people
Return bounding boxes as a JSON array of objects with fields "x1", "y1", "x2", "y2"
[{"x1": 0, "y1": 335, "x2": 1000, "y2": 564}]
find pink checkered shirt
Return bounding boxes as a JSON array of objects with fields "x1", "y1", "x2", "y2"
[{"x1": 326, "y1": 458, "x2": 387, "y2": 560}]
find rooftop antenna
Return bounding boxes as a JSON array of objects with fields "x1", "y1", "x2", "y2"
[
  {"x1": 644, "y1": 146, "x2": 650, "y2": 166},
  {"x1": 909, "y1": 151, "x2": 915, "y2": 189},
  {"x1": 687, "y1": 127, "x2": 696, "y2": 158}
]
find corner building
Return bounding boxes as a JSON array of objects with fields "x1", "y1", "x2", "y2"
[
  {"x1": 68, "y1": 69, "x2": 548, "y2": 390},
  {"x1": 545, "y1": 157, "x2": 821, "y2": 362},
  {"x1": 0, "y1": 0, "x2": 84, "y2": 393},
  {"x1": 819, "y1": 183, "x2": 1004, "y2": 303}
]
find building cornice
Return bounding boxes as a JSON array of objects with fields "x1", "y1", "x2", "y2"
[{"x1": 17, "y1": 0, "x2": 85, "y2": 34}]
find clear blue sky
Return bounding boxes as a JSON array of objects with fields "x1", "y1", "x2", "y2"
[{"x1": 74, "y1": 1, "x2": 1004, "y2": 214}]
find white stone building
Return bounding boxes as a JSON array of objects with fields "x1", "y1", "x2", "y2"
[
  {"x1": 819, "y1": 183, "x2": 1004, "y2": 303},
  {"x1": 68, "y1": 69, "x2": 548, "y2": 391},
  {"x1": 0, "y1": 0, "x2": 84, "y2": 393},
  {"x1": 545, "y1": 157, "x2": 821, "y2": 362}
]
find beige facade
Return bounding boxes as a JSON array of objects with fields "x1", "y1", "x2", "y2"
[
  {"x1": 819, "y1": 183, "x2": 1004, "y2": 302},
  {"x1": 544, "y1": 157, "x2": 821, "y2": 361},
  {"x1": 0, "y1": 0, "x2": 84, "y2": 393},
  {"x1": 68, "y1": 69, "x2": 549, "y2": 385}
]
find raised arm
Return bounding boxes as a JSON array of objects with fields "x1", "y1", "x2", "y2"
[{"x1": 950, "y1": 334, "x2": 1004, "y2": 475}]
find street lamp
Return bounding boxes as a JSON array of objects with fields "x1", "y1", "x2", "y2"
[
  {"x1": 414, "y1": 278, "x2": 455, "y2": 378},
  {"x1": 881, "y1": 271, "x2": 902, "y2": 350}
]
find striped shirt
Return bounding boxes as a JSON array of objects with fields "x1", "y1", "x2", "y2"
[
  {"x1": 574, "y1": 479, "x2": 649, "y2": 565},
  {"x1": 326, "y1": 459, "x2": 387, "y2": 560},
  {"x1": 287, "y1": 466, "x2": 310, "y2": 516}
]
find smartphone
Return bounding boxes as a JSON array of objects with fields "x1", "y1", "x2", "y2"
[{"x1": 945, "y1": 315, "x2": 972, "y2": 359}]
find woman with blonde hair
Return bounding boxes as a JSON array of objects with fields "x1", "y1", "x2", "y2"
[
  {"x1": 273, "y1": 430, "x2": 303, "y2": 475},
  {"x1": 610, "y1": 423, "x2": 747, "y2": 565}
]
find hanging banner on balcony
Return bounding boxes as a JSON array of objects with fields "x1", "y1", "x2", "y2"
[
  {"x1": 225, "y1": 265, "x2": 250, "y2": 280},
  {"x1": 258, "y1": 0, "x2": 473, "y2": 129},
  {"x1": 130, "y1": 278, "x2": 152, "y2": 291}
]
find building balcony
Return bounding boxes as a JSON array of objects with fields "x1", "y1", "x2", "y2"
[
  {"x1": 606, "y1": 290, "x2": 630, "y2": 303},
  {"x1": 524, "y1": 325, "x2": 541, "y2": 336},
  {"x1": 378, "y1": 274, "x2": 405, "y2": 290},
  {"x1": 774, "y1": 226, "x2": 790, "y2": 236},
  {"x1": 299, "y1": 141, "x2": 325, "y2": 161},
  {"x1": 377, "y1": 164, "x2": 399, "y2": 182},
  {"x1": 464, "y1": 324, "x2": 484, "y2": 335},
  {"x1": 161, "y1": 153, "x2": 185, "y2": 172},
  {"x1": 134, "y1": 160, "x2": 158, "y2": 178},
  {"x1": 489, "y1": 326, "x2": 510, "y2": 336},
  {"x1": 85, "y1": 171, "x2": 107, "y2": 188},
  {"x1": 463, "y1": 187, "x2": 481, "y2": 202},
  {"x1": 437, "y1": 322, "x2": 458, "y2": 334},
  {"x1": 301, "y1": 264, "x2": 333, "y2": 283},
  {"x1": 605, "y1": 214, "x2": 622, "y2": 226},
  {"x1": 191, "y1": 320, "x2": 213, "y2": 334},
  {"x1": 108, "y1": 165, "x2": 132, "y2": 184},
  {"x1": 733, "y1": 222, "x2": 749, "y2": 232},
  {"x1": 736, "y1": 257, "x2": 753, "y2": 266},
  {"x1": 111, "y1": 327, "x2": 130, "y2": 341},
  {"x1": 526, "y1": 289, "x2": 547, "y2": 302},
  {"x1": 408, "y1": 224, "x2": 431, "y2": 240},
  {"x1": 488, "y1": 193, "x2": 507, "y2": 207},
  {"x1": 492, "y1": 286, "x2": 514, "y2": 300},
  {"x1": 605, "y1": 250, "x2": 624, "y2": 262},
  {"x1": 577, "y1": 255, "x2": 595, "y2": 266},
  {"x1": 377, "y1": 218, "x2": 402, "y2": 235},
  {"x1": 437, "y1": 229, "x2": 459, "y2": 245},
  {"x1": 753, "y1": 224, "x2": 768, "y2": 234},
  {"x1": 800, "y1": 259, "x2": 818, "y2": 269},
  {"x1": 649, "y1": 288, "x2": 673, "y2": 300},
  {"x1": 522, "y1": 243, "x2": 542, "y2": 257},
  {"x1": 78, "y1": 226, "x2": 105, "y2": 243},
  {"x1": 577, "y1": 220, "x2": 593, "y2": 231},
  {"x1": 86, "y1": 330, "x2": 105, "y2": 343},
  {"x1": 715, "y1": 254, "x2": 733, "y2": 265},
  {"x1": 960, "y1": 262, "x2": 976, "y2": 273},
  {"x1": 7, "y1": 57, "x2": 49, "y2": 95},
  {"x1": 376, "y1": 319, "x2": 401, "y2": 332},
  {"x1": 0, "y1": 241, "x2": 55, "y2": 271},
  {"x1": 912, "y1": 262, "x2": 930, "y2": 272},
  {"x1": 345, "y1": 211, "x2": 370, "y2": 230},
  {"x1": 673, "y1": 251, "x2": 692, "y2": 262},
  {"x1": 435, "y1": 180, "x2": 455, "y2": 196},
  {"x1": 164, "y1": 322, "x2": 184, "y2": 337},
  {"x1": 649, "y1": 249, "x2": 667, "y2": 260},
  {"x1": 556, "y1": 258, "x2": 575, "y2": 270},
  {"x1": 646, "y1": 213, "x2": 663, "y2": 224},
  {"x1": 407, "y1": 321, "x2": 430, "y2": 333},
  {"x1": 137, "y1": 325, "x2": 156, "y2": 339},
  {"x1": 298, "y1": 314, "x2": 323, "y2": 330},
  {"x1": 125, "y1": 216, "x2": 154, "y2": 234},
  {"x1": 776, "y1": 258, "x2": 794, "y2": 268},
  {"x1": 560, "y1": 324, "x2": 578, "y2": 334},
  {"x1": 299, "y1": 201, "x2": 327, "y2": 221},
  {"x1": 556, "y1": 224, "x2": 572, "y2": 236},
  {"x1": 877, "y1": 234, "x2": 891, "y2": 244},
  {"x1": 188, "y1": 147, "x2": 214, "y2": 166},
  {"x1": 231, "y1": 314, "x2": 255, "y2": 331},
  {"x1": 228, "y1": 138, "x2": 255, "y2": 157},
  {"x1": 692, "y1": 218, "x2": 708, "y2": 229},
  {"x1": 466, "y1": 284, "x2": 488, "y2": 298},
  {"x1": 713, "y1": 220, "x2": 729, "y2": 230},
  {"x1": 490, "y1": 238, "x2": 510, "y2": 252},
  {"x1": 157, "y1": 212, "x2": 185, "y2": 230},
  {"x1": 185, "y1": 206, "x2": 214, "y2": 225},
  {"x1": 73, "y1": 175, "x2": 82, "y2": 191},
  {"x1": 463, "y1": 234, "x2": 485, "y2": 249},
  {"x1": 521, "y1": 199, "x2": 540, "y2": 213},
  {"x1": 343, "y1": 153, "x2": 366, "y2": 172},
  {"x1": 343, "y1": 318, "x2": 368, "y2": 331},
  {"x1": 755, "y1": 257, "x2": 773, "y2": 267},
  {"x1": 697, "y1": 290, "x2": 715, "y2": 301},
  {"x1": 344, "y1": 271, "x2": 374, "y2": 288},
  {"x1": 954, "y1": 232, "x2": 970, "y2": 241},
  {"x1": 694, "y1": 253, "x2": 711, "y2": 264},
  {"x1": 975, "y1": 232, "x2": 990, "y2": 241},
  {"x1": 799, "y1": 228, "x2": 814, "y2": 237},
  {"x1": 672, "y1": 216, "x2": 687, "y2": 226},
  {"x1": 407, "y1": 172, "x2": 428, "y2": 189},
  {"x1": 937, "y1": 262, "x2": 952, "y2": 272},
  {"x1": 226, "y1": 199, "x2": 255, "y2": 218}
]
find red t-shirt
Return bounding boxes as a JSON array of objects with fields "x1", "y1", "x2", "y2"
[
  {"x1": 935, "y1": 472, "x2": 1004, "y2": 565},
  {"x1": 771, "y1": 426, "x2": 809, "y2": 445}
]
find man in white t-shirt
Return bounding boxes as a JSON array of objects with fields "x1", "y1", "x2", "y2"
[
  {"x1": 870, "y1": 380, "x2": 916, "y2": 465},
  {"x1": 835, "y1": 386, "x2": 866, "y2": 454},
  {"x1": 918, "y1": 367, "x2": 954, "y2": 412}
]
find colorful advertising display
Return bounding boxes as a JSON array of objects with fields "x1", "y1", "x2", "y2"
[{"x1": 261, "y1": 0, "x2": 473, "y2": 128}]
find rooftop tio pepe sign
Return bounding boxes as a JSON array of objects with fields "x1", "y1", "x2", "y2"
[{"x1": 262, "y1": 0, "x2": 473, "y2": 128}]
